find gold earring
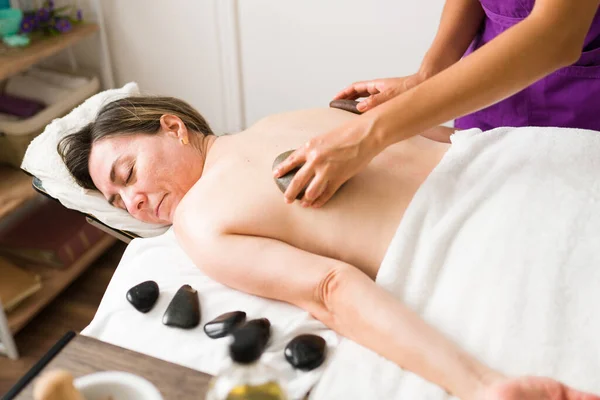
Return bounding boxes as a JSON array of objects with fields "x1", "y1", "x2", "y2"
[{"x1": 181, "y1": 137, "x2": 189, "y2": 145}]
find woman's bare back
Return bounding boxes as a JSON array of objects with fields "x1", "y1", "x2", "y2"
[{"x1": 176, "y1": 108, "x2": 450, "y2": 278}]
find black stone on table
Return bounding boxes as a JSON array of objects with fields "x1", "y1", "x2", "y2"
[
  {"x1": 204, "y1": 311, "x2": 247, "y2": 339},
  {"x1": 162, "y1": 284, "x2": 201, "y2": 329},
  {"x1": 284, "y1": 334, "x2": 327, "y2": 371},
  {"x1": 126, "y1": 280, "x2": 159, "y2": 313}
]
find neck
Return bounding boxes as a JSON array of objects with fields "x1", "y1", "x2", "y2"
[{"x1": 195, "y1": 134, "x2": 219, "y2": 178}]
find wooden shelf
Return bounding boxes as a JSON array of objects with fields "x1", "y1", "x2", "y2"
[
  {"x1": 0, "y1": 166, "x2": 36, "y2": 222},
  {"x1": 0, "y1": 23, "x2": 99, "y2": 81},
  {"x1": 8, "y1": 234, "x2": 117, "y2": 334}
]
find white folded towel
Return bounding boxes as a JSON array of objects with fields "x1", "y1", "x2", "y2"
[{"x1": 311, "y1": 126, "x2": 600, "y2": 399}]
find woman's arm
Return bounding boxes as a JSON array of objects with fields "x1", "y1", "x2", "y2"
[
  {"x1": 420, "y1": 0, "x2": 485, "y2": 78},
  {"x1": 333, "y1": 0, "x2": 484, "y2": 113},
  {"x1": 369, "y1": 0, "x2": 600, "y2": 148},
  {"x1": 275, "y1": 0, "x2": 600, "y2": 207},
  {"x1": 177, "y1": 230, "x2": 498, "y2": 400}
]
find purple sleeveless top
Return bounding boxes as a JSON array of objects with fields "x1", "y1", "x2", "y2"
[{"x1": 454, "y1": 0, "x2": 600, "y2": 131}]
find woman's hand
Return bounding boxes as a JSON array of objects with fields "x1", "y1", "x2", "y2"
[
  {"x1": 333, "y1": 73, "x2": 426, "y2": 113},
  {"x1": 273, "y1": 117, "x2": 381, "y2": 207}
]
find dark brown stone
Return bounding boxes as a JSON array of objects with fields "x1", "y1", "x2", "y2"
[
  {"x1": 272, "y1": 150, "x2": 305, "y2": 200},
  {"x1": 329, "y1": 99, "x2": 362, "y2": 114}
]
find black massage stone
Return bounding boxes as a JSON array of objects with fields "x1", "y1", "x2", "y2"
[
  {"x1": 273, "y1": 150, "x2": 305, "y2": 200},
  {"x1": 230, "y1": 318, "x2": 271, "y2": 364},
  {"x1": 126, "y1": 280, "x2": 159, "y2": 313},
  {"x1": 284, "y1": 334, "x2": 327, "y2": 371},
  {"x1": 329, "y1": 99, "x2": 362, "y2": 114},
  {"x1": 240, "y1": 318, "x2": 271, "y2": 348},
  {"x1": 204, "y1": 311, "x2": 247, "y2": 339},
  {"x1": 162, "y1": 284, "x2": 201, "y2": 329}
]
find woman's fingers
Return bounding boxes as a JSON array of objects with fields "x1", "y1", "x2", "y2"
[
  {"x1": 283, "y1": 163, "x2": 315, "y2": 203},
  {"x1": 312, "y1": 182, "x2": 341, "y2": 208},
  {"x1": 333, "y1": 80, "x2": 383, "y2": 101},
  {"x1": 357, "y1": 91, "x2": 395, "y2": 112},
  {"x1": 302, "y1": 174, "x2": 328, "y2": 206},
  {"x1": 333, "y1": 87, "x2": 367, "y2": 101},
  {"x1": 273, "y1": 148, "x2": 305, "y2": 178}
]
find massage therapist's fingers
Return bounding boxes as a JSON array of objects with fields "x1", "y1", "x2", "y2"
[
  {"x1": 312, "y1": 182, "x2": 341, "y2": 208},
  {"x1": 333, "y1": 80, "x2": 383, "y2": 101},
  {"x1": 302, "y1": 175, "x2": 328, "y2": 207},
  {"x1": 357, "y1": 91, "x2": 396, "y2": 112},
  {"x1": 273, "y1": 148, "x2": 306, "y2": 178},
  {"x1": 284, "y1": 164, "x2": 315, "y2": 203}
]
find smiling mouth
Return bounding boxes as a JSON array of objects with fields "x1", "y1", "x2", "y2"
[{"x1": 155, "y1": 194, "x2": 166, "y2": 219}]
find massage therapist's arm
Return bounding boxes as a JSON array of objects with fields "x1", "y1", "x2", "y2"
[
  {"x1": 420, "y1": 0, "x2": 485, "y2": 78},
  {"x1": 277, "y1": 0, "x2": 600, "y2": 207},
  {"x1": 176, "y1": 230, "x2": 495, "y2": 399},
  {"x1": 336, "y1": 0, "x2": 485, "y2": 112},
  {"x1": 370, "y1": 0, "x2": 600, "y2": 147}
]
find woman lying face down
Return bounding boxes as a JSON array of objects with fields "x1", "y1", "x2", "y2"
[{"x1": 59, "y1": 96, "x2": 600, "y2": 400}]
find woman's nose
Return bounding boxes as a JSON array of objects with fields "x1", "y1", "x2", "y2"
[{"x1": 122, "y1": 189, "x2": 146, "y2": 215}]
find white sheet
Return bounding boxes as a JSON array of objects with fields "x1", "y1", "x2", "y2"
[
  {"x1": 311, "y1": 126, "x2": 600, "y2": 399},
  {"x1": 82, "y1": 228, "x2": 339, "y2": 399}
]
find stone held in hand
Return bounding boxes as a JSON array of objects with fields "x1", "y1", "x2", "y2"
[
  {"x1": 204, "y1": 311, "x2": 247, "y2": 339},
  {"x1": 162, "y1": 284, "x2": 201, "y2": 329},
  {"x1": 273, "y1": 150, "x2": 305, "y2": 200},
  {"x1": 126, "y1": 280, "x2": 159, "y2": 313},
  {"x1": 284, "y1": 334, "x2": 327, "y2": 371},
  {"x1": 329, "y1": 99, "x2": 362, "y2": 114}
]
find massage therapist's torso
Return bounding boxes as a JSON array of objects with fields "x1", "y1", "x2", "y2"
[{"x1": 175, "y1": 108, "x2": 449, "y2": 278}]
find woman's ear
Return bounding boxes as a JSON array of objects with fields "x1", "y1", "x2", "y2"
[{"x1": 160, "y1": 114, "x2": 188, "y2": 141}]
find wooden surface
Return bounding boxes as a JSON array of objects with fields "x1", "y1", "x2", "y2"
[
  {"x1": 13, "y1": 335, "x2": 212, "y2": 400},
  {"x1": 7, "y1": 234, "x2": 117, "y2": 335},
  {"x1": 0, "y1": 23, "x2": 99, "y2": 81},
  {"x1": 0, "y1": 167, "x2": 36, "y2": 223},
  {"x1": 0, "y1": 242, "x2": 125, "y2": 395}
]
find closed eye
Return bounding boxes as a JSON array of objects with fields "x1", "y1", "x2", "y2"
[{"x1": 125, "y1": 161, "x2": 136, "y2": 185}]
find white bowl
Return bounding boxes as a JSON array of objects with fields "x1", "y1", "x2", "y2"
[{"x1": 74, "y1": 371, "x2": 163, "y2": 400}]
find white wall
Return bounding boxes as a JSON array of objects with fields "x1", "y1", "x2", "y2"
[
  {"x1": 237, "y1": 0, "x2": 445, "y2": 125},
  {"x1": 48, "y1": 0, "x2": 445, "y2": 132},
  {"x1": 51, "y1": 0, "x2": 227, "y2": 133}
]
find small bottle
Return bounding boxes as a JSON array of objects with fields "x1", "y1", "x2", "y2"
[{"x1": 206, "y1": 319, "x2": 287, "y2": 400}]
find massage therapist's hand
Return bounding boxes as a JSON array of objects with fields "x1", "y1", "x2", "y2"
[
  {"x1": 273, "y1": 117, "x2": 381, "y2": 208},
  {"x1": 333, "y1": 73, "x2": 426, "y2": 113}
]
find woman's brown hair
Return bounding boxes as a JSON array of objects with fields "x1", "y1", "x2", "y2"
[{"x1": 58, "y1": 96, "x2": 213, "y2": 190}]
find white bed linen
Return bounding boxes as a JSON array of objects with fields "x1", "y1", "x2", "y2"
[
  {"x1": 311, "y1": 126, "x2": 600, "y2": 399},
  {"x1": 82, "y1": 228, "x2": 339, "y2": 399}
]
